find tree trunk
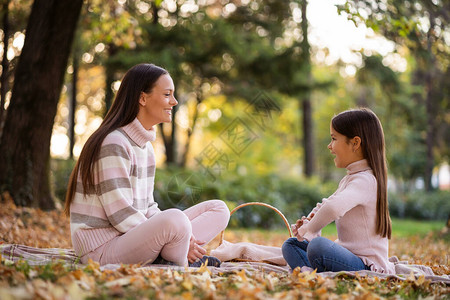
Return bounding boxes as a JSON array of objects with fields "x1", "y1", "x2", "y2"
[
  {"x1": 150, "y1": 2, "x2": 178, "y2": 167},
  {"x1": 152, "y1": 1, "x2": 159, "y2": 25},
  {"x1": 424, "y1": 19, "x2": 436, "y2": 192},
  {"x1": 300, "y1": 0, "x2": 314, "y2": 177},
  {"x1": 69, "y1": 54, "x2": 78, "y2": 159},
  {"x1": 180, "y1": 93, "x2": 201, "y2": 168},
  {"x1": 0, "y1": 0, "x2": 83, "y2": 209},
  {"x1": 302, "y1": 96, "x2": 314, "y2": 176},
  {"x1": 160, "y1": 103, "x2": 178, "y2": 166},
  {"x1": 0, "y1": 0, "x2": 10, "y2": 136},
  {"x1": 104, "y1": 45, "x2": 118, "y2": 117},
  {"x1": 424, "y1": 76, "x2": 434, "y2": 191},
  {"x1": 104, "y1": 66, "x2": 114, "y2": 117}
]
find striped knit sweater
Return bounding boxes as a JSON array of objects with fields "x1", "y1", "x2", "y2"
[{"x1": 70, "y1": 118, "x2": 160, "y2": 257}]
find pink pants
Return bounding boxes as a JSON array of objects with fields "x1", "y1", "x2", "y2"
[{"x1": 82, "y1": 200, "x2": 230, "y2": 266}]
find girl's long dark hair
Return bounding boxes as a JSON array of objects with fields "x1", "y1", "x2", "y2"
[
  {"x1": 64, "y1": 63, "x2": 168, "y2": 216},
  {"x1": 332, "y1": 108, "x2": 392, "y2": 239}
]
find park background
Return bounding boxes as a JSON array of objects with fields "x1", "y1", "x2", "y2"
[
  {"x1": 1, "y1": 0, "x2": 448, "y2": 227},
  {"x1": 0, "y1": 0, "x2": 449, "y2": 298}
]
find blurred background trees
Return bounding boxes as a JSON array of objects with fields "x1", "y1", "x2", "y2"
[
  {"x1": 0, "y1": 0, "x2": 448, "y2": 226},
  {"x1": 0, "y1": 0, "x2": 83, "y2": 209},
  {"x1": 339, "y1": 0, "x2": 449, "y2": 192}
]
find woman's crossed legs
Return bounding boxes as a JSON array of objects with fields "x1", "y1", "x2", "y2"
[{"x1": 86, "y1": 200, "x2": 230, "y2": 266}]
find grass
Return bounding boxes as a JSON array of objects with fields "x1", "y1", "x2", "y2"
[
  {"x1": 320, "y1": 218, "x2": 446, "y2": 238},
  {"x1": 389, "y1": 218, "x2": 446, "y2": 237},
  {"x1": 225, "y1": 218, "x2": 448, "y2": 244}
]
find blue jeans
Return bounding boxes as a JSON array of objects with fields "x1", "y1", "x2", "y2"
[{"x1": 282, "y1": 237, "x2": 370, "y2": 272}]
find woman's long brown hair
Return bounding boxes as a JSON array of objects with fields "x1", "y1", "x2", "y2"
[
  {"x1": 64, "y1": 63, "x2": 168, "y2": 216},
  {"x1": 332, "y1": 108, "x2": 392, "y2": 239}
]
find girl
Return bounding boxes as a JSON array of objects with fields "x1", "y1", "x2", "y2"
[
  {"x1": 282, "y1": 108, "x2": 394, "y2": 274},
  {"x1": 64, "y1": 63, "x2": 230, "y2": 267}
]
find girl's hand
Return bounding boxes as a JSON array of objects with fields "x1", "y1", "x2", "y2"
[
  {"x1": 291, "y1": 213, "x2": 315, "y2": 238},
  {"x1": 187, "y1": 236, "x2": 207, "y2": 263},
  {"x1": 291, "y1": 218, "x2": 304, "y2": 238}
]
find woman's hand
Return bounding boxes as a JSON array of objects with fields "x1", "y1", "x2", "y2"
[{"x1": 187, "y1": 236, "x2": 207, "y2": 263}]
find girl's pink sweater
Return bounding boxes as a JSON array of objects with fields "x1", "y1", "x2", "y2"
[{"x1": 297, "y1": 159, "x2": 395, "y2": 274}]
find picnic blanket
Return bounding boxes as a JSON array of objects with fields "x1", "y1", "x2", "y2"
[
  {"x1": 1, "y1": 243, "x2": 449, "y2": 284},
  {"x1": 210, "y1": 240, "x2": 287, "y2": 265},
  {"x1": 210, "y1": 240, "x2": 450, "y2": 283},
  {"x1": 0, "y1": 243, "x2": 79, "y2": 265}
]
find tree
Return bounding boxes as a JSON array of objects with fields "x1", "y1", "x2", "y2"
[
  {"x1": 0, "y1": 0, "x2": 83, "y2": 209},
  {"x1": 108, "y1": 0, "x2": 295, "y2": 167},
  {"x1": 0, "y1": 0, "x2": 33, "y2": 135},
  {"x1": 73, "y1": 0, "x2": 144, "y2": 117},
  {"x1": 340, "y1": 0, "x2": 449, "y2": 191},
  {"x1": 0, "y1": 0, "x2": 10, "y2": 131},
  {"x1": 355, "y1": 55, "x2": 427, "y2": 190},
  {"x1": 299, "y1": 0, "x2": 314, "y2": 177},
  {"x1": 56, "y1": 0, "x2": 321, "y2": 175},
  {"x1": 68, "y1": 45, "x2": 80, "y2": 160}
]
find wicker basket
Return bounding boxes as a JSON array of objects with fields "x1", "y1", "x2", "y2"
[{"x1": 219, "y1": 202, "x2": 293, "y2": 246}]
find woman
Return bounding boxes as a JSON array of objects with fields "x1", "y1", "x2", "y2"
[
  {"x1": 65, "y1": 63, "x2": 230, "y2": 267},
  {"x1": 282, "y1": 108, "x2": 394, "y2": 274}
]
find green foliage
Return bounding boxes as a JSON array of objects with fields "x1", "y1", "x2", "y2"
[
  {"x1": 339, "y1": 0, "x2": 449, "y2": 191},
  {"x1": 389, "y1": 190, "x2": 450, "y2": 220},
  {"x1": 154, "y1": 167, "x2": 335, "y2": 229},
  {"x1": 50, "y1": 159, "x2": 76, "y2": 203},
  {"x1": 50, "y1": 157, "x2": 448, "y2": 227},
  {"x1": 357, "y1": 55, "x2": 400, "y2": 95},
  {"x1": 43, "y1": 0, "x2": 447, "y2": 218}
]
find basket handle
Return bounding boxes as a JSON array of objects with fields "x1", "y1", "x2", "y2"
[{"x1": 219, "y1": 202, "x2": 293, "y2": 246}]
